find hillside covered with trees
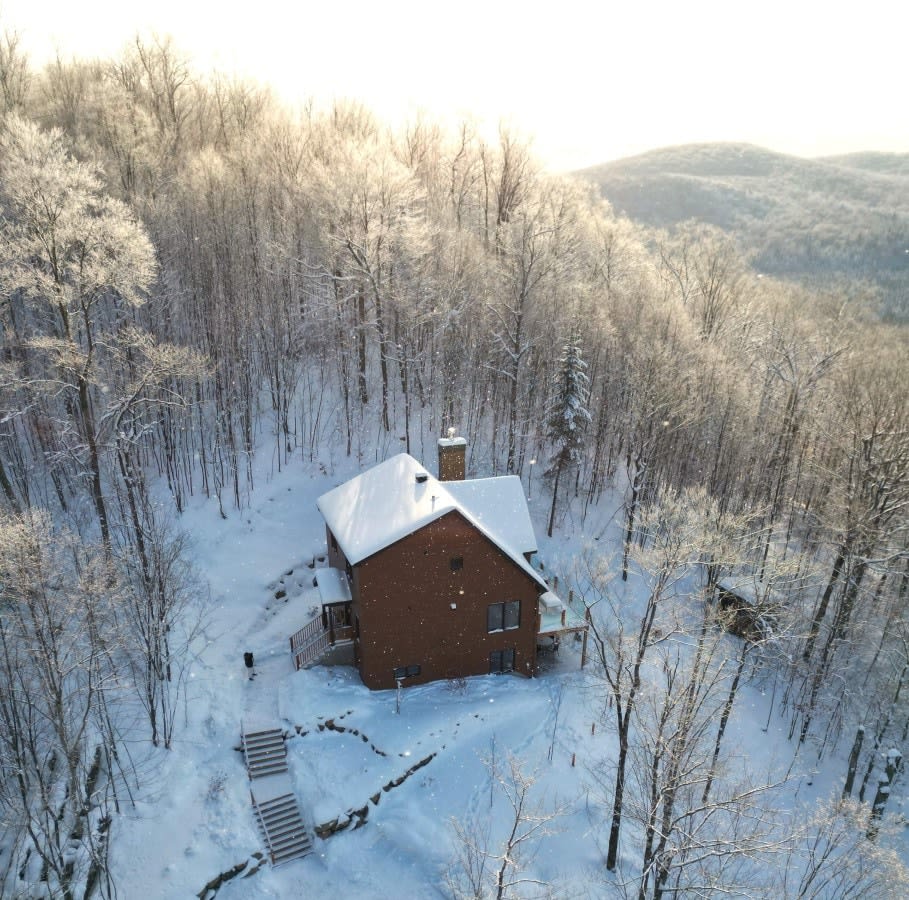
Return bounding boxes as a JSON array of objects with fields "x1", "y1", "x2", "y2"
[
  {"x1": 1, "y1": 31, "x2": 908, "y2": 898},
  {"x1": 579, "y1": 143, "x2": 909, "y2": 320}
]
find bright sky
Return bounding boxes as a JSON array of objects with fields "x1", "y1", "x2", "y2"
[{"x1": 2, "y1": 0, "x2": 906, "y2": 172}]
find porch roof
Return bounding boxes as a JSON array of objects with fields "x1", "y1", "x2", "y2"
[
  {"x1": 538, "y1": 592, "x2": 588, "y2": 636},
  {"x1": 316, "y1": 567, "x2": 352, "y2": 606}
]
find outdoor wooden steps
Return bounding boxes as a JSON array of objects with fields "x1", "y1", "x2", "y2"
[
  {"x1": 252, "y1": 792, "x2": 312, "y2": 866},
  {"x1": 242, "y1": 727, "x2": 288, "y2": 779},
  {"x1": 289, "y1": 617, "x2": 354, "y2": 671},
  {"x1": 290, "y1": 628, "x2": 332, "y2": 671}
]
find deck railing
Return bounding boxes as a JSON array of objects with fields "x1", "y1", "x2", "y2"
[
  {"x1": 290, "y1": 618, "x2": 354, "y2": 671},
  {"x1": 292, "y1": 631, "x2": 330, "y2": 670},
  {"x1": 290, "y1": 616, "x2": 324, "y2": 655}
]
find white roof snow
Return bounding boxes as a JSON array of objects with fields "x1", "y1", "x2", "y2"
[
  {"x1": 316, "y1": 566, "x2": 352, "y2": 605},
  {"x1": 445, "y1": 477, "x2": 537, "y2": 557},
  {"x1": 317, "y1": 454, "x2": 545, "y2": 588}
]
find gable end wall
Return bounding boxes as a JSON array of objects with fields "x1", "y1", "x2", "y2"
[{"x1": 354, "y1": 510, "x2": 539, "y2": 690}]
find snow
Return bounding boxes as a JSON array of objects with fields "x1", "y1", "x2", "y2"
[
  {"x1": 446, "y1": 475, "x2": 538, "y2": 555},
  {"x1": 317, "y1": 453, "x2": 546, "y2": 588},
  {"x1": 537, "y1": 590, "x2": 589, "y2": 635},
  {"x1": 539, "y1": 603, "x2": 587, "y2": 636},
  {"x1": 104, "y1": 439, "x2": 907, "y2": 899},
  {"x1": 316, "y1": 566, "x2": 352, "y2": 605},
  {"x1": 716, "y1": 574, "x2": 789, "y2": 606},
  {"x1": 317, "y1": 453, "x2": 459, "y2": 563}
]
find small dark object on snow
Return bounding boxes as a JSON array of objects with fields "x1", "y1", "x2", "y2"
[{"x1": 244, "y1": 652, "x2": 256, "y2": 680}]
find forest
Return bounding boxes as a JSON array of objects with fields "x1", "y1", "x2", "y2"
[
  {"x1": 582, "y1": 142, "x2": 909, "y2": 321},
  {"x1": 0, "y1": 31, "x2": 908, "y2": 899}
]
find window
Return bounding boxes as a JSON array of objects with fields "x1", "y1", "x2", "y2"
[
  {"x1": 487, "y1": 600, "x2": 521, "y2": 632},
  {"x1": 489, "y1": 648, "x2": 515, "y2": 674},
  {"x1": 393, "y1": 664, "x2": 421, "y2": 680},
  {"x1": 450, "y1": 556, "x2": 464, "y2": 572}
]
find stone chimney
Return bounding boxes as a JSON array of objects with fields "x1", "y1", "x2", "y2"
[{"x1": 438, "y1": 428, "x2": 466, "y2": 481}]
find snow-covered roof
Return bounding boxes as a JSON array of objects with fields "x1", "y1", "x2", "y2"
[
  {"x1": 445, "y1": 477, "x2": 537, "y2": 557},
  {"x1": 316, "y1": 566, "x2": 352, "y2": 605},
  {"x1": 317, "y1": 454, "x2": 545, "y2": 588}
]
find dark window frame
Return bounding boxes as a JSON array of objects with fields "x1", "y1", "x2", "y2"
[
  {"x1": 487, "y1": 600, "x2": 521, "y2": 633},
  {"x1": 489, "y1": 648, "x2": 515, "y2": 674},
  {"x1": 393, "y1": 664, "x2": 421, "y2": 680},
  {"x1": 450, "y1": 556, "x2": 464, "y2": 572}
]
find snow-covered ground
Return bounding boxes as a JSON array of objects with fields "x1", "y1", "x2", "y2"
[{"x1": 108, "y1": 440, "x2": 901, "y2": 899}]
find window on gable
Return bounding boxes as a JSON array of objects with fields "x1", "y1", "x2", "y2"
[
  {"x1": 489, "y1": 648, "x2": 515, "y2": 674},
  {"x1": 393, "y1": 664, "x2": 421, "y2": 680},
  {"x1": 487, "y1": 600, "x2": 521, "y2": 633},
  {"x1": 450, "y1": 556, "x2": 464, "y2": 572}
]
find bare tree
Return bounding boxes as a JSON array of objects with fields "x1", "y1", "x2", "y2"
[
  {"x1": 777, "y1": 797, "x2": 909, "y2": 899},
  {"x1": 582, "y1": 490, "x2": 708, "y2": 871},
  {"x1": 0, "y1": 29, "x2": 30, "y2": 113},
  {"x1": 119, "y1": 513, "x2": 209, "y2": 748},
  {"x1": 0, "y1": 512, "x2": 122, "y2": 899},
  {"x1": 0, "y1": 113, "x2": 156, "y2": 546},
  {"x1": 445, "y1": 753, "x2": 562, "y2": 900}
]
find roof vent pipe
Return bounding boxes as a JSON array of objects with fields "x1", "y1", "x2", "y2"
[{"x1": 415, "y1": 472, "x2": 429, "y2": 484}]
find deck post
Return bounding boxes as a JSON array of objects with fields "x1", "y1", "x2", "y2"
[{"x1": 580, "y1": 607, "x2": 591, "y2": 669}]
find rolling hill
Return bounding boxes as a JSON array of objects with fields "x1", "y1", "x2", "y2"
[{"x1": 577, "y1": 143, "x2": 909, "y2": 320}]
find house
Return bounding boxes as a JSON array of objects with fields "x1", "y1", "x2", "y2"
[{"x1": 307, "y1": 437, "x2": 588, "y2": 690}]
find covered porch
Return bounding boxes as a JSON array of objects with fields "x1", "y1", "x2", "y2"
[
  {"x1": 289, "y1": 568, "x2": 355, "y2": 671},
  {"x1": 316, "y1": 567, "x2": 354, "y2": 643},
  {"x1": 536, "y1": 590, "x2": 590, "y2": 668}
]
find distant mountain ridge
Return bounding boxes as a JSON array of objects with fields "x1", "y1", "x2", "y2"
[
  {"x1": 819, "y1": 150, "x2": 909, "y2": 177},
  {"x1": 577, "y1": 143, "x2": 909, "y2": 320}
]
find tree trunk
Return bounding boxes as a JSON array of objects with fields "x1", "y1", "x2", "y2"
[{"x1": 547, "y1": 459, "x2": 563, "y2": 538}]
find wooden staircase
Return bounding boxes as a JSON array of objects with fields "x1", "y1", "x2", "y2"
[
  {"x1": 241, "y1": 723, "x2": 312, "y2": 866},
  {"x1": 252, "y1": 792, "x2": 313, "y2": 866},
  {"x1": 242, "y1": 727, "x2": 289, "y2": 779}
]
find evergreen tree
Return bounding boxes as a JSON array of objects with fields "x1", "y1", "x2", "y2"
[{"x1": 546, "y1": 325, "x2": 591, "y2": 537}]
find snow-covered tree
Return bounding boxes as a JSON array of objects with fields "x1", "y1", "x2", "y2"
[
  {"x1": 0, "y1": 113, "x2": 155, "y2": 544},
  {"x1": 545, "y1": 324, "x2": 590, "y2": 537}
]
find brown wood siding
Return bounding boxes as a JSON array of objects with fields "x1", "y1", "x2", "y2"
[{"x1": 353, "y1": 510, "x2": 539, "y2": 690}]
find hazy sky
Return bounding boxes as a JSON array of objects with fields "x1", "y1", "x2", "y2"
[{"x1": 2, "y1": 0, "x2": 906, "y2": 171}]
